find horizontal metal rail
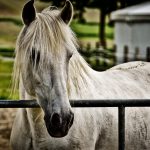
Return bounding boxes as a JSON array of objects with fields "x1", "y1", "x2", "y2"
[
  {"x1": 1, "y1": 99, "x2": 150, "y2": 108},
  {"x1": 1, "y1": 99, "x2": 150, "y2": 150}
]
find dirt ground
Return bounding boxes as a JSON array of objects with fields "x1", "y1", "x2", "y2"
[{"x1": 0, "y1": 108, "x2": 17, "y2": 150}]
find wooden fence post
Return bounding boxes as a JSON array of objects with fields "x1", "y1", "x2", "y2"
[
  {"x1": 123, "y1": 45, "x2": 129, "y2": 63},
  {"x1": 146, "y1": 47, "x2": 150, "y2": 62},
  {"x1": 113, "y1": 44, "x2": 117, "y2": 65},
  {"x1": 95, "y1": 57, "x2": 100, "y2": 69},
  {"x1": 134, "y1": 47, "x2": 140, "y2": 61},
  {"x1": 87, "y1": 43, "x2": 91, "y2": 52},
  {"x1": 79, "y1": 42, "x2": 83, "y2": 53},
  {"x1": 95, "y1": 42, "x2": 100, "y2": 49}
]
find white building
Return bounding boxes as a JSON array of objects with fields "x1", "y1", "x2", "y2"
[{"x1": 111, "y1": 2, "x2": 150, "y2": 64}]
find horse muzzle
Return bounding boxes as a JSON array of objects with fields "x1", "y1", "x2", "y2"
[{"x1": 44, "y1": 110, "x2": 74, "y2": 138}]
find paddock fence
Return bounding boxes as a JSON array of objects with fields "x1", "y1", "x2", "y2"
[
  {"x1": 1, "y1": 99, "x2": 150, "y2": 150},
  {"x1": 79, "y1": 43, "x2": 150, "y2": 70}
]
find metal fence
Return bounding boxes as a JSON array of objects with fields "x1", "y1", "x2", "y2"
[{"x1": 1, "y1": 99, "x2": 150, "y2": 150}]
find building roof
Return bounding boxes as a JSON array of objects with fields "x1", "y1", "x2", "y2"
[{"x1": 111, "y1": 2, "x2": 150, "y2": 22}]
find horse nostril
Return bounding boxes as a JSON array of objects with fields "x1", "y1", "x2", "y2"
[{"x1": 50, "y1": 112, "x2": 62, "y2": 128}]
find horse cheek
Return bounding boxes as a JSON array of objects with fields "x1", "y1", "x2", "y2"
[{"x1": 21, "y1": 68, "x2": 35, "y2": 96}]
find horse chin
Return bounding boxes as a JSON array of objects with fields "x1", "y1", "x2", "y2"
[
  {"x1": 48, "y1": 129, "x2": 69, "y2": 138},
  {"x1": 46, "y1": 126, "x2": 69, "y2": 138}
]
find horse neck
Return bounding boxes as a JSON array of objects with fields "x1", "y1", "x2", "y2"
[{"x1": 68, "y1": 53, "x2": 99, "y2": 99}]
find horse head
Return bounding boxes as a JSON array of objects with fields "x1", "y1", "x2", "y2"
[{"x1": 15, "y1": 0, "x2": 77, "y2": 138}]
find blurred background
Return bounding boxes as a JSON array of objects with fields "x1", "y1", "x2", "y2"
[{"x1": 0, "y1": 0, "x2": 150, "y2": 100}]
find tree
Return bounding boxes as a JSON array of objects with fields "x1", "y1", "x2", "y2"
[
  {"x1": 71, "y1": 0, "x2": 89, "y2": 23},
  {"x1": 39, "y1": 0, "x2": 64, "y2": 7},
  {"x1": 121, "y1": 0, "x2": 149, "y2": 7},
  {"x1": 88, "y1": 0, "x2": 117, "y2": 48},
  {"x1": 40, "y1": 0, "x2": 88, "y2": 22}
]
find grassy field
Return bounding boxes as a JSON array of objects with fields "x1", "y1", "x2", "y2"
[
  {"x1": 0, "y1": 0, "x2": 114, "y2": 99},
  {"x1": 71, "y1": 21, "x2": 114, "y2": 48},
  {"x1": 0, "y1": 59, "x2": 18, "y2": 99}
]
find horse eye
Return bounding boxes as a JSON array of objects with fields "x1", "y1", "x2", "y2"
[
  {"x1": 36, "y1": 81, "x2": 41, "y2": 86},
  {"x1": 30, "y1": 49, "x2": 40, "y2": 66}
]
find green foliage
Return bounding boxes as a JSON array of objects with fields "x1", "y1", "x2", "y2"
[{"x1": 89, "y1": 0, "x2": 117, "y2": 13}]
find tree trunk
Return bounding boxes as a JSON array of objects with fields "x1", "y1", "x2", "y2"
[
  {"x1": 99, "y1": 9, "x2": 106, "y2": 48},
  {"x1": 78, "y1": 9, "x2": 85, "y2": 23},
  {"x1": 119, "y1": 0, "x2": 126, "y2": 8}
]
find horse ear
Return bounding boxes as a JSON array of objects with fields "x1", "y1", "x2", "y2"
[
  {"x1": 22, "y1": 0, "x2": 36, "y2": 26},
  {"x1": 60, "y1": 0, "x2": 73, "y2": 24}
]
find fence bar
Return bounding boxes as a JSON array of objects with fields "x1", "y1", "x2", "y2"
[
  {"x1": 1, "y1": 99, "x2": 150, "y2": 108},
  {"x1": 0, "y1": 100, "x2": 39, "y2": 108},
  {"x1": 118, "y1": 106, "x2": 125, "y2": 150}
]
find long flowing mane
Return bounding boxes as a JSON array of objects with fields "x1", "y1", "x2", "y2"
[{"x1": 12, "y1": 7, "x2": 94, "y2": 98}]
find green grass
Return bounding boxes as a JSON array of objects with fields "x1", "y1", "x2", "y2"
[
  {"x1": 71, "y1": 21, "x2": 114, "y2": 40},
  {"x1": 0, "y1": 59, "x2": 18, "y2": 99},
  {"x1": 0, "y1": 74, "x2": 11, "y2": 89},
  {"x1": 71, "y1": 22, "x2": 99, "y2": 37},
  {"x1": 0, "y1": 59, "x2": 13, "y2": 73}
]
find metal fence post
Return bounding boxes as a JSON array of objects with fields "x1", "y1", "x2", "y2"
[{"x1": 118, "y1": 106, "x2": 125, "y2": 150}]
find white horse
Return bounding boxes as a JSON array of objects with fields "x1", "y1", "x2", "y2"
[{"x1": 11, "y1": 0, "x2": 150, "y2": 149}]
